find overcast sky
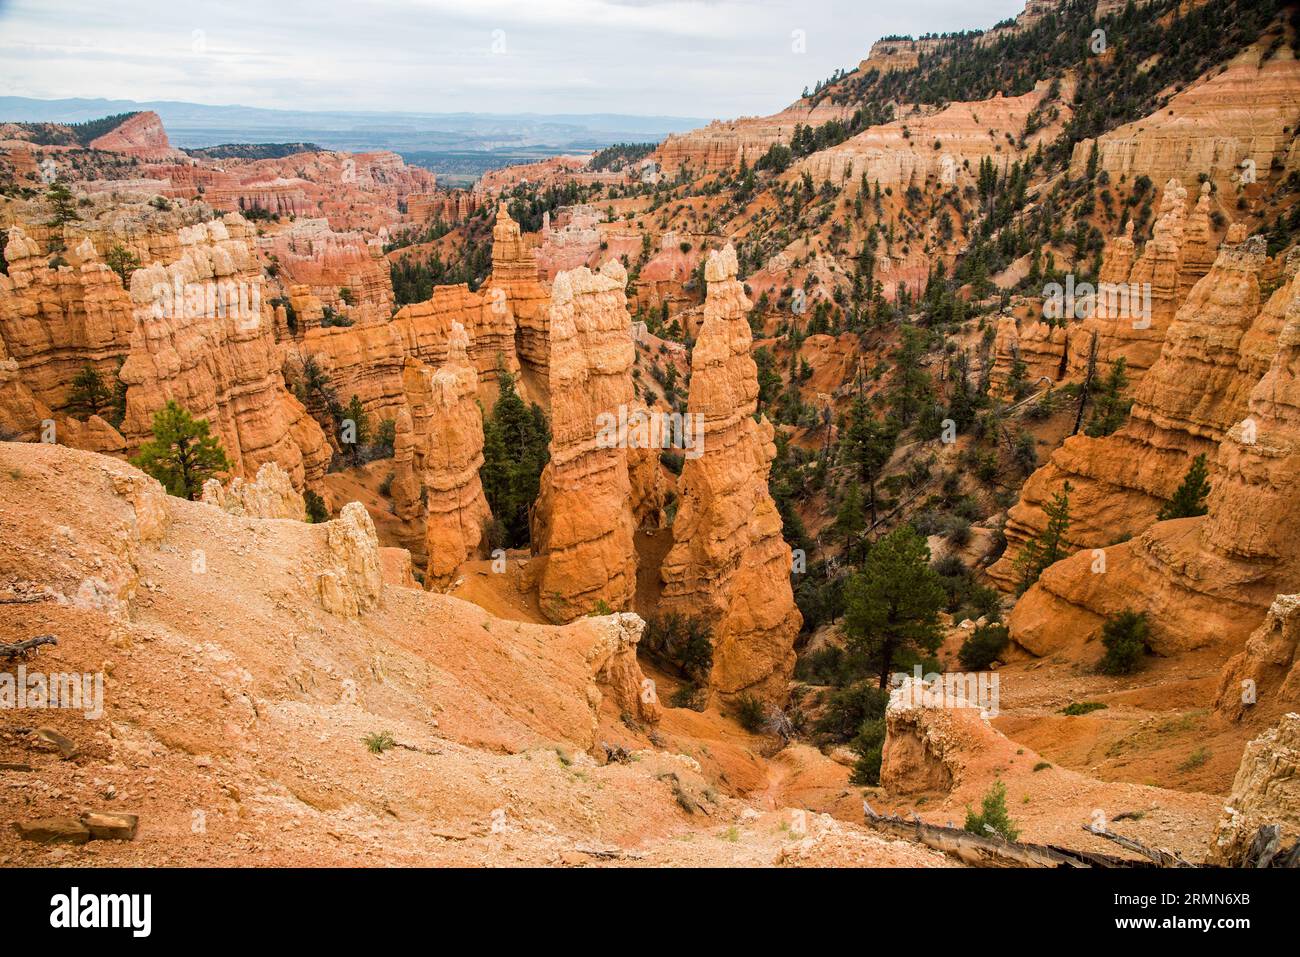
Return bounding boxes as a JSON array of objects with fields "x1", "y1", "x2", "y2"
[{"x1": 0, "y1": 0, "x2": 1026, "y2": 119}]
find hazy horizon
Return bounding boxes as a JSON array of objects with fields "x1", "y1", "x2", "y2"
[{"x1": 1, "y1": 0, "x2": 1028, "y2": 121}]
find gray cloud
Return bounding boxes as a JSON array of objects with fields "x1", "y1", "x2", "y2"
[{"x1": 0, "y1": 0, "x2": 1027, "y2": 117}]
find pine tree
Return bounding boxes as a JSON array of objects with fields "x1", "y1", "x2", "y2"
[
  {"x1": 885, "y1": 325, "x2": 932, "y2": 429},
  {"x1": 46, "y1": 180, "x2": 78, "y2": 227},
  {"x1": 341, "y1": 395, "x2": 371, "y2": 464},
  {"x1": 843, "y1": 525, "x2": 946, "y2": 689},
  {"x1": 1084, "y1": 357, "x2": 1133, "y2": 437},
  {"x1": 964, "y1": 780, "x2": 1020, "y2": 841},
  {"x1": 841, "y1": 396, "x2": 896, "y2": 524},
  {"x1": 1015, "y1": 480, "x2": 1072, "y2": 594},
  {"x1": 131, "y1": 401, "x2": 231, "y2": 500},
  {"x1": 1158, "y1": 453, "x2": 1211, "y2": 520},
  {"x1": 66, "y1": 363, "x2": 112, "y2": 419},
  {"x1": 105, "y1": 244, "x2": 140, "y2": 289},
  {"x1": 754, "y1": 346, "x2": 782, "y2": 412},
  {"x1": 479, "y1": 367, "x2": 550, "y2": 547},
  {"x1": 834, "y1": 483, "x2": 867, "y2": 561}
]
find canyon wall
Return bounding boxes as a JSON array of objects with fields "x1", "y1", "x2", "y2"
[
  {"x1": 391, "y1": 282, "x2": 519, "y2": 404},
  {"x1": 0, "y1": 226, "x2": 135, "y2": 415},
  {"x1": 119, "y1": 216, "x2": 330, "y2": 491},
  {"x1": 990, "y1": 231, "x2": 1274, "y2": 589},
  {"x1": 1008, "y1": 273, "x2": 1300, "y2": 659},
  {"x1": 1069, "y1": 39, "x2": 1300, "y2": 190}
]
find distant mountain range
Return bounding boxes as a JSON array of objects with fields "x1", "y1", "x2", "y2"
[{"x1": 0, "y1": 96, "x2": 705, "y2": 183}]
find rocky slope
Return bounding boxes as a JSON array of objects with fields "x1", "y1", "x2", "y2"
[{"x1": 0, "y1": 441, "x2": 951, "y2": 868}]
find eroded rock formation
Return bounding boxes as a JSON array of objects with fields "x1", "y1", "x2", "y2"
[
  {"x1": 200, "y1": 460, "x2": 306, "y2": 520},
  {"x1": 403, "y1": 323, "x2": 491, "y2": 588},
  {"x1": 486, "y1": 205, "x2": 550, "y2": 402},
  {"x1": 1206, "y1": 714, "x2": 1300, "y2": 866},
  {"x1": 120, "y1": 216, "x2": 331, "y2": 491},
  {"x1": 0, "y1": 227, "x2": 135, "y2": 414},
  {"x1": 990, "y1": 232, "x2": 1272, "y2": 588},
  {"x1": 530, "y1": 262, "x2": 638, "y2": 622},
  {"x1": 1009, "y1": 272, "x2": 1300, "y2": 658},
  {"x1": 1215, "y1": 594, "x2": 1300, "y2": 722},
  {"x1": 658, "y1": 245, "x2": 800, "y2": 702},
  {"x1": 317, "y1": 501, "x2": 384, "y2": 617},
  {"x1": 391, "y1": 282, "x2": 519, "y2": 403}
]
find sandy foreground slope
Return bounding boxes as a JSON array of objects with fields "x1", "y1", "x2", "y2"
[{"x1": 0, "y1": 442, "x2": 947, "y2": 867}]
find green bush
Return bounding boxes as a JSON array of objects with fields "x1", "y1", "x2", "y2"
[
  {"x1": 733, "y1": 694, "x2": 767, "y2": 733},
  {"x1": 304, "y1": 489, "x2": 329, "y2": 523},
  {"x1": 1059, "y1": 701, "x2": 1107, "y2": 716},
  {"x1": 964, "y1": 780, "x2": 1019, "y2": 841},
  {"x1": 958, "y1": 623, "x2": 1010, "y2": 670},
  {"x1": 813, "y1": 681, "x2": 889, "y2": 744},
  {"x1": 1098, "y1": 609, "x2": 1150, "y2": 675},
  {"x1": 848, "y1": 717, "x2": 886, "y2": 786},
  {"x1": 642, "y1": 613, "x2": 714, "y2": 684}
]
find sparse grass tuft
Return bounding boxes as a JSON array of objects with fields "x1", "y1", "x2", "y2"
[{"x1": 1060, "y1": 701, "x2": 1107, "y2": 716}]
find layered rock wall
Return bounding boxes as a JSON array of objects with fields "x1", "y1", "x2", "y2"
[{"x1": 119, "y1": 217, "x2": 330, "y2": 491}]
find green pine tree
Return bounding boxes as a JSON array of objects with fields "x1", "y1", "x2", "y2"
[
  {"x1": 341, "y1": 394, "x2": 371, "y2": 464},
  {"x1": 964, "y1": 780, "x2": 1020, "y2": 841},
  {"x1": 1014, "y1": 480, "x2": 1072, "y2": 594},
  {"x1": 66, "y1": 363, "x2": 112, "y2": 420},
  {"x1": 479, "y1": 366, "x2": 550, "y2": 547},
  {"x1": 131, "y1": 401, "x2": 231, "y2": 500},
  {"x1": 1084, "y1": 357, "x2": 1133, "y2": 437},
  {"x1": 46, "y1": 180, "x2": 79, "y2": 228},
  {"x1": 841, "y1": 395, "x2": 896, "y2": 524},
  {"x1": 105, "y1": 244, "x2": 141, "y2": 289},
  {"x1": 1158, "y1": 453, "x2": 1211, "y2": 520},
  {"x1": 843, "y1": 524, "x2": 946, "y2": 689}
]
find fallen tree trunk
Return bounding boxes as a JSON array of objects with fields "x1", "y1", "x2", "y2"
[
  {"x1": 1082, "y1": 823, "x2": 1194, "y2": 867},
  {"x1": 863, "y1": 803, "x2": 1154, "y2": 868},
  {"x1": 0, "y1": 635, "x2": 57, "y2": 661}
]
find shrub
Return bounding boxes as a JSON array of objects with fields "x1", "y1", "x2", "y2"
[
  {"x1": 813, "y1": 682, "x2": 889, "y2": 743},
  {"x1": 958, "y1": 623, "x2": 1010, "y2": 670},
  {"x1": 1098, "y1": 609, "x2": 1150, "y2": 675},
  {"x1": 1178, "y1": 747, "x2": 1209, "y2": 772},
  {"x1": 733, "y1": 694, "x2": 767, "y2": 733},
  {"x1": 848, "y1": 717, "x2": 886, "y2": 786},
  {"x1": 304, "y1": 490, "x2": 329, "y2": 523},
  {"x1": 670, "y1": 683, "x2": 706, "y2": 710},
  {"x1": 964, "y1": 780, "x2": 1019, "y2": 841},
  {"x1": 1032, "y1": 761, "x2": 1051, "y2": 772},
  {"x1": 364, "y1": 731, "x2": 396, "y2": 754},
  {"x1": 1060, "y1": 701, "x2": 1107, "y2": 716},
  {"x1": 641, "y1": 612, "x2": 714, "y2": 684}
]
